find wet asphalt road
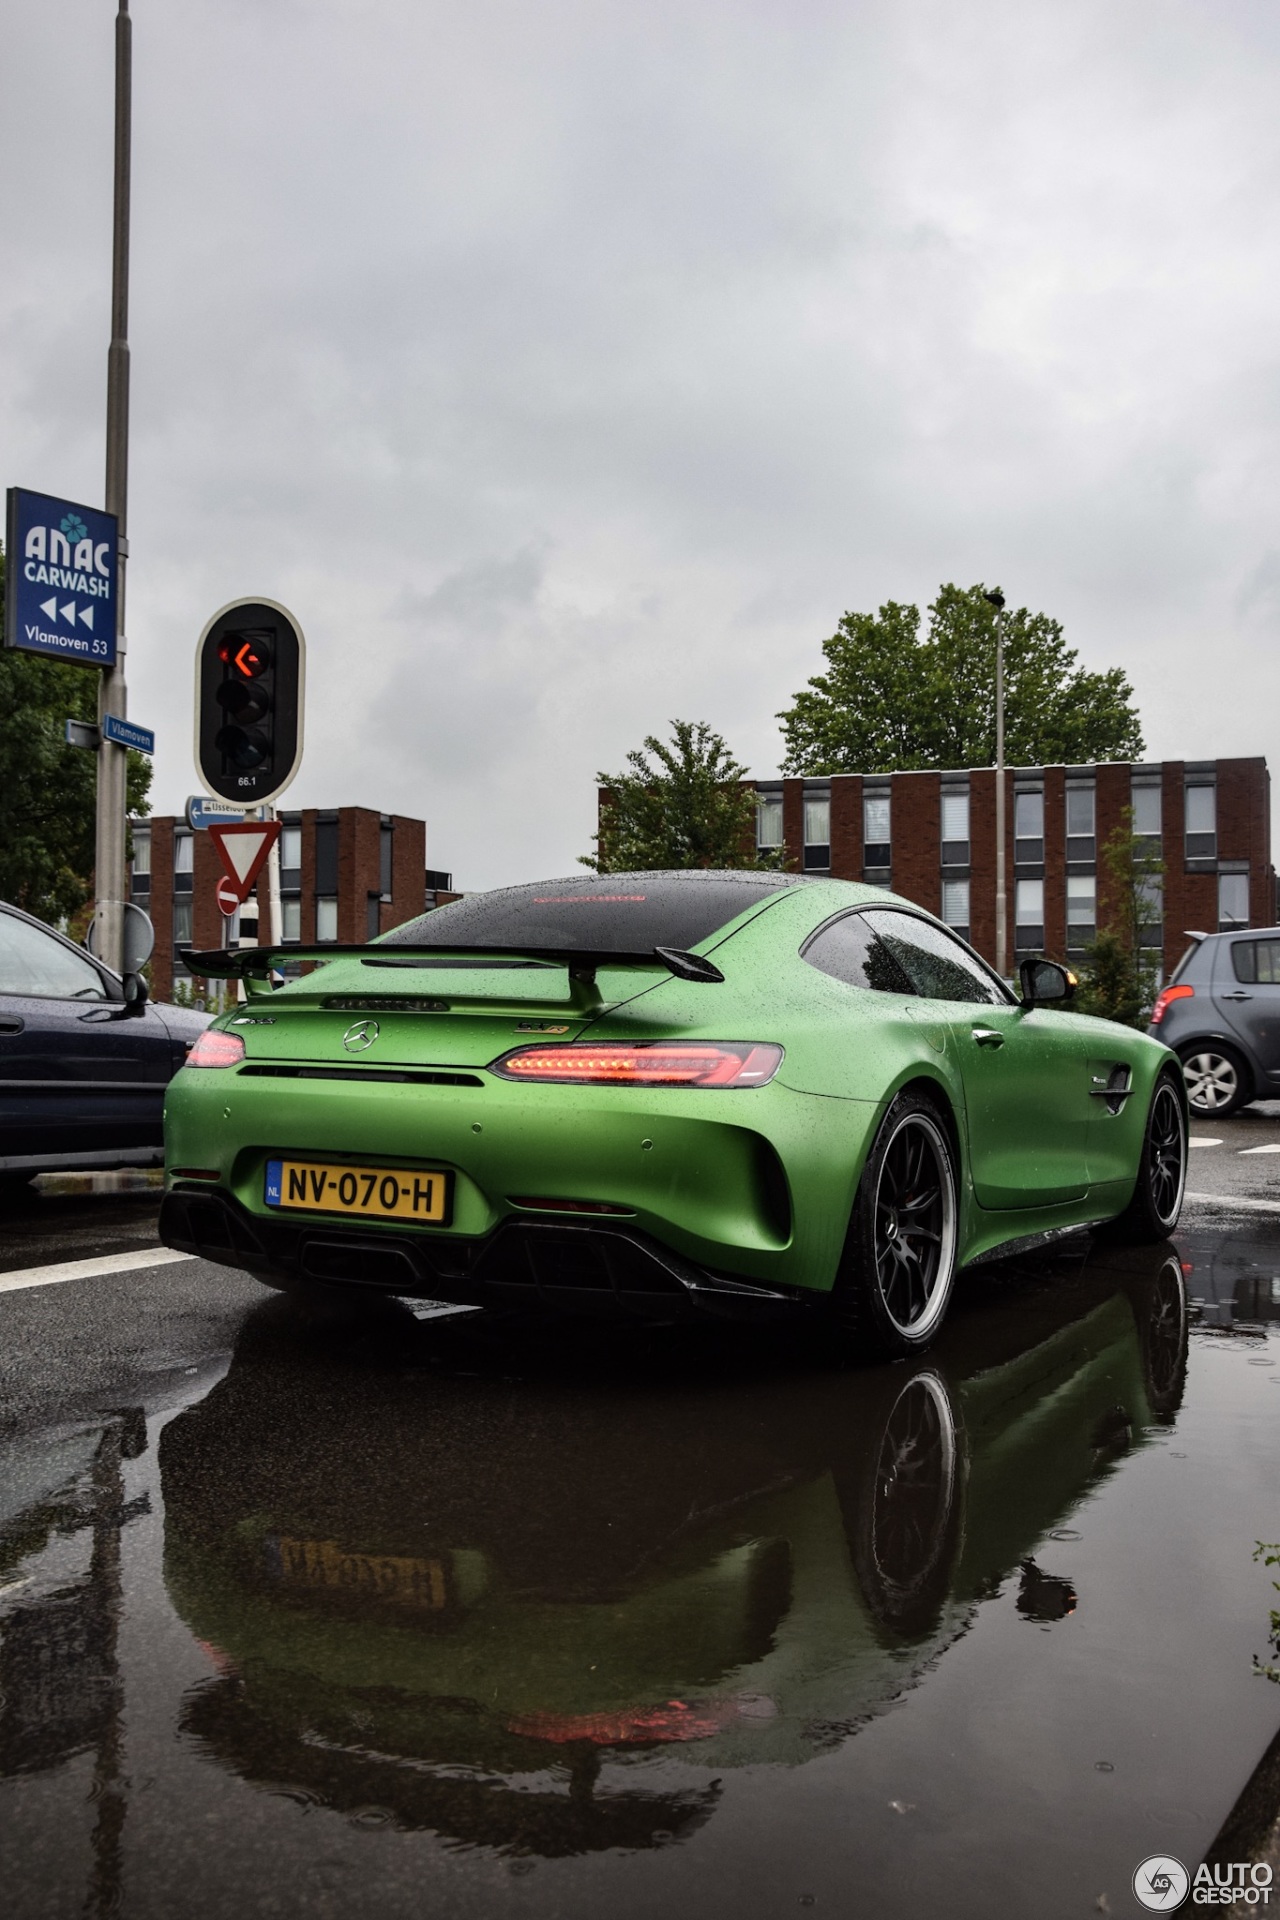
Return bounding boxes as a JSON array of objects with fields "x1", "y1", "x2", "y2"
[{"x1": 2, "y1": 1146, "x2": 1280, "y2": 1919}]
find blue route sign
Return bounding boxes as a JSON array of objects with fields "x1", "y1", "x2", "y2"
[
  {"x1": 102, "y1": 713, "x2": 154, "y2": 755},
  {"x1": 4, "y1": 487, "x2": 118, "y2": 669}
]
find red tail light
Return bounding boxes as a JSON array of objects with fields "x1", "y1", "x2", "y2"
[
  {"x1": 186, "y1": 1029, "x2": 246, "y2": 1069},
  {"x1": 491, "y1": 1041, "x2": 783, "y2": 1088},
  {"x1": 1150, "y1": 983, "x2": 1193, "y2": 1026}
]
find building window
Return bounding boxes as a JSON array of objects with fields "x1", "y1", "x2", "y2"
[
  {"x1": 941, "y1": 791, "x2": 969, "y2": 866},
  {"x1": 1015, "y1": 878, "x2": 1044, "y2": 951},
  {"x1": 1066, "y1": 874, "x2": 1096, "y2": 948},
  {"x1": 281, "y1": 897, "x2": 301, "y2": 942},
  {"x1": 863, "y1": 793, "x2": 891, "y2": 870},
  {"x1": 942, "y1": 879, "x2": 970, "y2": 938},
  {"x1": 1186, "y1": 784, "x2": 1216, "y2": 861},
  {"x1": 757, "y1": 795, "x2": 783, "y2": 850},
  {"x1": 1065, "y1": 785, "x2": 1095, "y2": 863},
  {"x1": 173, "y1": 900, "x2": 193, "y2": 946},
  {"x1": 380, "y1": 822, "x2": 394, "y2": 899},
  {"x1": 1014, "y1": 789, "x2": 1044, "y2": 866},
  {"x1": 316, "y1": 897, "x2": 338, "y2": 942},
  {"x1": 1137, "y1": 876, "x2": 1163, "y2": 949},
  {"x1": 315, "y1": 818, "x2": 339, "y2": 895},
  {"x1": 131, "y1": 827, "x2": 151, "y2": 877},
  {"x1": 367, "y1": 892, "x2": 382, "y2": 939},
  {"x1": 1219, "y1": 872, "x2": 1249, "y2": 930},
  {"x1": 803, "y1": 795, "x2": 830, "y2": 871},
  {"x1": 280, "y1": 824, "x2": 302, "y2": 878},
  {"x1": 173, "y1": 831, "x2": 194, "y2": 891},
  {"x1": 1132, "y1": 781, "x2": 1162, "y2": 841},
  {"x1": 221, "y1": 907, "x2": 239, "y2": 944}
]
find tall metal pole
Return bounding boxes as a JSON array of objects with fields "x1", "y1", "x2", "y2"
[
  {"x1": 985, "y1": 589, "x2": 1008, "y2": 978},
  {"x1": 96, "y1": 0, "x2": 131, "y2": 973}
]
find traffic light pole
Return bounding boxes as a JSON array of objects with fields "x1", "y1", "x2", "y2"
[{"x1": 95, "y1": 0, "x2": 131, "y2": 975}]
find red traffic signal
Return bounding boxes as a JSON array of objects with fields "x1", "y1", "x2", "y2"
[{"x1": 195, "y1": 599, "x2": 305, "y2": 805}]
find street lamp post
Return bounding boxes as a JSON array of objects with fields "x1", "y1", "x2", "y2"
[
  {"x1": 984, "y1": 589, "x2": 1007, "y2": 979},
  {"x1": 95, "y1": 0, "x2": 131, "y2": 974}
]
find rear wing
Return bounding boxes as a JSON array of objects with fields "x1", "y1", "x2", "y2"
[{"x1": 178, "y1": 942, "x2": 725, "y2": 1010}]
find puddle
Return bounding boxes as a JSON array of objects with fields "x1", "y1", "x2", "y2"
[{"x1": 1, "y1": 1228, "x2": 1279, "y2": 1918}]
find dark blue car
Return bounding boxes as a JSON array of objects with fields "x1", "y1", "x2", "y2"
[{"x1": 0, "y1": 899, "x2": 209, "y2": 1195}]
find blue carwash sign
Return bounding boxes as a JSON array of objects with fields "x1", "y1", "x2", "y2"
[{"x1": 4, "y1": 487, "x2": 118, "y2": 669}]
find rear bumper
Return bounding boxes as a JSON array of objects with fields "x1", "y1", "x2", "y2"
[{"x1": 159, "y1": 1184, "x2": 806, "y2": 1323}]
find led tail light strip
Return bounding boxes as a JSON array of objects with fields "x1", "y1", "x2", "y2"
[{"x1": 490, "y1": 1041, "x2": 783, "y2": 1088}]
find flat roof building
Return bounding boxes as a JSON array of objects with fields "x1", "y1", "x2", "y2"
[
  {"x1": 129, "y1": 807, "x2": 457, "y2": 1004},
  {"x1": 748, "y1": 757, "x2": 1273, "y2": 980}
]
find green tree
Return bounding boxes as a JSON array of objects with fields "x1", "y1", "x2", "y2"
[
  {"x1": 0, "y1": 545, "x2": 151, "y2": 924},
  {"x1": 1074, "y1": 809, "x2": 1164, "y2": 1028},
  {"x1": 779, "y1": 583, "x2": 1144, "y2": 775},
  {"x1": 582, "y1": 719, "x2": 779, "y2": 872}
]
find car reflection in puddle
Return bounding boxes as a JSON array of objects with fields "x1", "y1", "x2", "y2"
[{"x1": 155, "y1": 1238, "x2": 1189, "y2": 1859}]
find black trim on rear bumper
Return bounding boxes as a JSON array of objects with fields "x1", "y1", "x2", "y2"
[{"x1": 159, "y1": 1184, "x2": 802, "y2": 1323}]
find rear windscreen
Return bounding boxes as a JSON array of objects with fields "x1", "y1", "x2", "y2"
[{"x1": 382, "y1": 872, "x2": 806, "y2": 955}]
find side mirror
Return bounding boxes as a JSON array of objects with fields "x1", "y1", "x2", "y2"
[
  {"x1": 1019, "y1": 957, "x2": 1076, "y2": 1009},
  {"x1": 120, "y1": 971, "x2": 149, "y2": 1017}
]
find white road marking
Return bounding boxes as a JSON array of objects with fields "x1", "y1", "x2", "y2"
[
  {"x1": 1239, "y1": 1144, "x2": 1280, "y2": 1155},
  {"x1": 1189, "y1": 1138, "x2": 1223, "y2": 1148},
  {"x1": 0, "y1": 1246, "x2": 195, "y2": 1296},
  {"x1": 1184, "y1": 1192, "x2": 1280, "y2": 1215}
]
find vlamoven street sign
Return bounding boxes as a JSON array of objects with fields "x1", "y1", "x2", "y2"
[{"x1": 5, "y1": 488, "x2": 119, "y2": 669}]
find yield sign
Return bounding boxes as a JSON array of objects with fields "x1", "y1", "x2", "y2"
[{"x1": 208, "y1": 819, "x2": 281, "y2": 907}]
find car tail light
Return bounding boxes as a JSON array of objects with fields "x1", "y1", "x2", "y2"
[
  {"x1": 491, "y1": 1041, "x2": 783, "y2": 1088},
  {"x1": 186, "y1": 1029, "x2": 246, "y2": 1068},
  {"x1": 1150, "y1": 983, "x2": 1194, "y2": 1026}
]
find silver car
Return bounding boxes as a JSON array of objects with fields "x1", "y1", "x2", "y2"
[{"x1": 1150, "y1": 926, "x2": 1280, "y2": 1117}]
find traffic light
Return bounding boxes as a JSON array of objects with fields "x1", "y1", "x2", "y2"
[{"x1": 195, "y1": 598, "x2": 305, "y2": 805}]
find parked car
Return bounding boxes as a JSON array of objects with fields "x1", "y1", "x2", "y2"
[
  {"x1": 0, "y1": 898, "x2": 210, "y2": 1195},
  {"x1": 1150, "y1": 925, "x2": 1280, "y2": 1117},
  {"x1": 160, "y1": 870, "x2": 1188, "y2": 1357}
]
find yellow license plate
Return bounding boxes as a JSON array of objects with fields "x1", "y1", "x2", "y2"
[
  {"x1": 265, "y1": 1157, "x2": 450, "y2": 1223},
  {"x1": 265, "y1": 1535, "x2": 449, "y2": 1611}
]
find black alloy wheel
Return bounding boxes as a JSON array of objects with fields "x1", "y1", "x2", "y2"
[
  {"x1": 1104, "y1": 1071, "x2": 1187, "y2": 1244},
  {"x1": 838, "y1": 1094, "x2": 959, "y2": 1359},
  {"x1": 856, "y1": 1371, "x2": 960, "y2": 1635}
]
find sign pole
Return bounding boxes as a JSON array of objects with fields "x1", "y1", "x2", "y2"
[{"x1": 95, "y1": 0, "x2": 131, "y2": 974}]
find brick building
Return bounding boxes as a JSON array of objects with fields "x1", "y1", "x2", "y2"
[
  {"x1": 749, "y1": 757, "x2": 1273, "y2": 980},
  {"x1": 129, "y1": 807, "x2": 456, "y2": 1002}
]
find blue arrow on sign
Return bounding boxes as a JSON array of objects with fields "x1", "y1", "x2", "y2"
[
  {"x1": 186, "y1": 795, "x2": 245, "y2": 830},
  {"x1": 4, "y1": 488, "x2": 118, "y2": 670},
  {"x1": 101, "y1": 713, "x2": 154, "y2": 755}
]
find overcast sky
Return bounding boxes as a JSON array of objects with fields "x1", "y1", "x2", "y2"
[{"x1": 3, "y1": 0, "x2": 1279, "y2": 888}]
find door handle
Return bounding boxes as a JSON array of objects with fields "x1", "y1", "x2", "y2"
[
  {"x1": 1221, "y1": 991, "x2": 1253, "y2": 1001},
  {"x1": 0, "y1": 1016, "x2": 23, "y2": 1035},
  {"x1": 971, "y1": 1027, "x2": 1005, "y2": 1049}
]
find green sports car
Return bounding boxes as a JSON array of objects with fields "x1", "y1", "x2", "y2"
[{"x1": 161, "y1": 870, "x2": 1188, "y2": 1355}]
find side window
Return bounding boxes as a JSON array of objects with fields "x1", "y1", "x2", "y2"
[
  {"x1": 865, "y1": 911, "x2": 1008, "y2": 1006},
  {"x1": 1237, "y1": 939, "x2": 1280, "y2": 985},
  {"x1": 0, "y1": 913, "x2": 110, "y2": 1000},
  {"x1": 802, "y1": 913, "x2": 914, "y2": 994}
]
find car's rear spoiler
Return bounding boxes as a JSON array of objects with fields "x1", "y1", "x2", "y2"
[{"x1": 178, "y1": 942, "x2": 725, "y2": 1010}]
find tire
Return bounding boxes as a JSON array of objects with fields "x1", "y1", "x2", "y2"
[
  {"x1": 834, "y1": 1093, "x2": 960, "y2": 1360},
  {"x1": 1178, "y1": 1041, "x2": 1253, "y2": 1118},
  {"x1": 844, "y1": 1367, "x2": 964, "y2": 1638},
  {"x1": 1105, "y1": 1071, "x2": 1187, "y2": 1243}
]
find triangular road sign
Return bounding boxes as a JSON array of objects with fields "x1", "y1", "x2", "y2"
[{"x1": 208, "y1": 819, "x2": 281, "y2": 905}]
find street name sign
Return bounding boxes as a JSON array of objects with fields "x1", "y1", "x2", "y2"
[
  {"x1": 186, "y1": 796, "x2": 245, "y2": 831},
  {"x1": 101, "y1": 714, "x2": 154, "y2": 755},
  {"x1": 5, "y1": 488, "x2": 118, "y2": 669},
  {"x1": 208, "y1": 819, "x2": 281, "y2": 906}
]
